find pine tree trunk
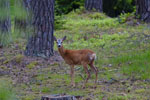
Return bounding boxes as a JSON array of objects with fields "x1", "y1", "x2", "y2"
[
  {"x1": 25, "y1": 0, "x2": 54, "y2": 58},
  {"x1": 136, "y1": 0, "x2": 150, "y2": 22},
  {"x1": 85, "y1": 0, "x2": 103, "y2": 12}
]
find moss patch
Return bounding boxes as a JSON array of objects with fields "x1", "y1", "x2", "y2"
[
  {"x1": 14, "y1": 54, "x2": 24, "y2": 63},
  {"x1": 26, "y1": 61, "x2": 38, "y2": 69}
]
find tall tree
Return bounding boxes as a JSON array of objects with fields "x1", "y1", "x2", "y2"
[
  {"x1": 85, "y1": 0, "x2": 103, "y2": 12},
  {"x1": 0, "y1": 0, "x2": 11, "y2": 46},
  {"x1": 25, "y1": 0, "x2": 55, "y2": 57},
  {"x1": 136, "y1": 0, "x2": 150, "y2": 22}
]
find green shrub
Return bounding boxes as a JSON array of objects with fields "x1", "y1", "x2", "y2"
[
  {"x1": 89, "y1": 13, "x2": 107, "y2": 20},
  {"x1": 55, "y1": 15, "x2": 66, "y2": 30},
  {"x1": 75, "y1": 6, "x2": 85, "y2": 14},
  {"x1": 55, "y1": 0, "x2": 84, "y2": 15},
  {"x1": 118, "y1": 12, "x2": 135, "y2": 23}
]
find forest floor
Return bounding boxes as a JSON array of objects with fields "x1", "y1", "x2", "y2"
[{"x1": 0, "y1": 10, "x2": 150, "y2": 100}]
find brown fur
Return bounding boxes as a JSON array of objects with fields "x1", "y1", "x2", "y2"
[
  {"x1": 58, "y1": 46, "x2": 98, "y2": 88},
  {"x1": 54, "y1": 36, "x2": 98, "y2": 88},
  {"x1": 58, "y1": 46, "x2": 95, "y2": 65}
]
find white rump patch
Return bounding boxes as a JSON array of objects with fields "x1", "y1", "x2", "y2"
[{"x1": 89, "y1": 53, "x2": 96, "y2": 60}]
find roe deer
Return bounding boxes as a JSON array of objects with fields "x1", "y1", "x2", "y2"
[{"x1": 54, "y1": 36, "x2": 98, "y2": 88}]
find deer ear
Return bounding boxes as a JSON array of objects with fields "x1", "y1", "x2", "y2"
[
  {"x1": 53, "y1": 36, "x2": 57, "y2": 41},
  {"x1": 62, "y1": 36, "x2": 67, "y2": 41}
]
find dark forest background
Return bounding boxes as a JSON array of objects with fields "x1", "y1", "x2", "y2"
[{"x1": 55, "y1": 0, "x2": 135, "y2": 17}]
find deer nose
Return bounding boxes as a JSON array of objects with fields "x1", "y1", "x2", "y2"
[{"x1": 58, "y1": 45, "x2": 61, "y2": 47}]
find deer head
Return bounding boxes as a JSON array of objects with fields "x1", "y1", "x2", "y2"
[{"x1": 54, "y1": 36, "x2": 66, "y2": 48}]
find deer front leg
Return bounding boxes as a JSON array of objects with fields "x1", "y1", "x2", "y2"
[{"x1": 70, "y1": 65, "x2": 75, "y2": 87}]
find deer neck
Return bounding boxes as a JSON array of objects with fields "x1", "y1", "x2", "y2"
[{"x1": 58, "y1": 45, "x2": 66, "y2": 58}]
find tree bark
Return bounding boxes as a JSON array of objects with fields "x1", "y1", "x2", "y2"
[
  {"x1": 41, "y1": 95, "x2": 75, "y2": 100},
  {"x1": 136, "y1": 0, "x2": 150, "y2": 22},
  {"x1": 25, "y1": 0, "x2": 54, "y2": 58},
  {"x1": 85, "y1": 0, "x2": 103, "y2": 12}
]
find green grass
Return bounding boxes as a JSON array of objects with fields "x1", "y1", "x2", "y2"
[
  {"x1": 1, "y1": 8, "x2": 150, "y2": 100},
  {"x1": 55, "y1": 9, "x2": 150, "y2": 81},
  {"x1": 0, "y1": 33, "x2": 12, "y2": 46},
  {"x1": 117, "y1": 50, "x2": 150, "y2": 79},
  {"x1": 0, "y1": 79, "x2": 16, "y2": 100},
  {"x1": 11, "y1": 10, "x2": 150, "y2": 99},
  {"x1": 26, "y1": 61, "x2": 38, "y2": 69}
]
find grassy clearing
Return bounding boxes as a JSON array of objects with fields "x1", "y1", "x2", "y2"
[
  {"x1": 53, "y1": 10, "x2": 150, "y2": 99},
  {"x1": 0, "y1": 9, "x2": 150, "y2": 100},
  {"x1": 55, "y1": 9, "x2": 150, "y2": 81}
]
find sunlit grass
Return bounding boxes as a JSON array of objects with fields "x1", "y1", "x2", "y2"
[{"x1": 110, "y1": 50, "x2": 150, "y2": 79}]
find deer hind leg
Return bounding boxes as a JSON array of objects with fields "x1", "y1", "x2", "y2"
[
  {"x1": 89, "y1": 61, "x2": 98, "y2": 86},
  {"x1": 82, "y1": 63, "x2": 90, "y2": 88},
  {"x1": 70, "y1": 65, "x2": 75, "y2": 87}
]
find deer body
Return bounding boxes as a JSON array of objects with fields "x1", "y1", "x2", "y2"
[
  {"x1": 58, "y1": 46, "x2": 96, "y2": 65},
  {"x1": 54, "y1": 36, "x2": 98, "y2": 88}
]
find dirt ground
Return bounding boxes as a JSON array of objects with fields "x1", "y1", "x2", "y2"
[{"x1": 0, "y1": 44, "x2": 150, "y2": 100}]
